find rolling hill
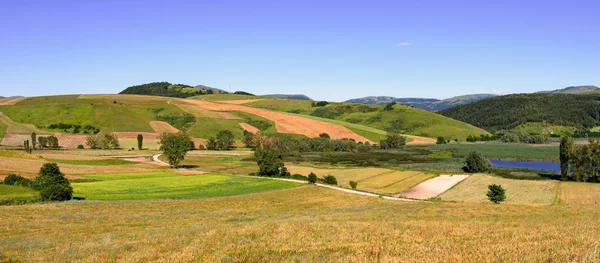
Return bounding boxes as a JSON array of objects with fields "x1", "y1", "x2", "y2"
[
  {"x1": 262, "y1": 94, "x2": 312, "y2": 100},
  {"x1": 0, "y1": 93, "x2": 489, "y2": 148},
  {"x1": 246, "y1": 98, "x2": 488, "y2": 140},
  {"x1": 538, "y1": 85, "x2": 599, "y2": 94},
  {"x1": 120, "y1": 82, "x2": 226, "y2": 98},
  {"x1": 439, "y1": 93, "x2": 600, "y2": 131},
  {"x1": 345, "y1": 94, "x2": 496, "y2": 111}
]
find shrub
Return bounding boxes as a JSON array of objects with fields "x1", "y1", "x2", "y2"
[
  {"x1": 279, "y1": 167, "x2": 291, "y2": 177},
  {"x1": 40, "y1": 184, "x2": 73, "y2": 201},
  {"x1": 308, "y1": 172, "x2": 317, "y2": 184},
  {"x1": 255, "y1": 148, "x2": 284, "y2": 177},
  {"x1": 349, "y1": 181, "x2": 358, "y2": 190},
  {"x1": 290, "y1": 174, "x2": 308, "y2": 181},
  {"x1": 77, "y1": 144, "x2": 84, "y2": 149},
  {"x1": 487, "y1": 184, "x2": 506, "y2": 204},
  {"x1": 33, "y1": 163, "x2": 72, "y2": 201},
  {"x1": 436, "y1": 137, "x2": 446, "y2": 144},
  {"x1": 4, "y1": 174, "x2": 32, "y2": 187},
  {"x1": 465, "y1": 151, "x2": 492, "y2": 173},
  {"x1": 323, "y1": 175, "x2": 338, "y2": 185}
]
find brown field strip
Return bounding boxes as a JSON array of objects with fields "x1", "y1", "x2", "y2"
[
  {"x1": 239, "y1": 123, "x2": 260, "y2": 134},
  {"x1": 149, "y1": 121, "x2": 180, "y2": 133},
  {"x1": 217, "y1": 99, "x2": 264, "y2": 104},
  {"x1": 404, "y1": 135, "x2": 437, "y2": 145},
  {"x1": 180, "y1": 99, "x2": 371, "y2": 142},
  {"x1": 0, "y1": 98, "x2": 24, "y2": 105}
]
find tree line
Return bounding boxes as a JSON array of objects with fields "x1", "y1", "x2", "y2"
[
  {"x1": 560, "y1": 136, "x2": 600, "y2": 182},
  {"x1": 119, "y1": 82, "x2": 220, "y2": 98}
]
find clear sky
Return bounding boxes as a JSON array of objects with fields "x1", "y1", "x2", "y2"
[{"x1": 1, "y1": 0, "x2": 598, "y2": 101}]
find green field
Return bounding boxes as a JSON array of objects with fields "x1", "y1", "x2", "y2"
[
  {"x1": 44, "y1": 158, "x2": 136, "y2": 166},
  {"x1": 515, "y1": 122, "x2": 576, "y2": 136},
  {"x1": 413, "y1": 141, "x2": 559, "y2": 161},
  {"x1": 0, "y1": 184, "x2": 40, "y2": 205},
  {"x1": 190, "y1": 94, "x2": 259, "y2": 101},
  {"x1": 72, "y1": 172, "x2": 300, "y2": 200}
]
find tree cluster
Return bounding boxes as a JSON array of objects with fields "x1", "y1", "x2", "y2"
[
  {"x1": 499, "y1": 131, "x2": 549, "y2": 144},
  {"x1": 465, "y1": 151, "x2": 492, "y2": 173},
  {"x1": 560, "y1": 136, "x2": 600, "y2": 182},
  {"x1": 206, "y1": 130, "x2": 235, "y2": 150},
  {"x1": 33, "y1": 163, "x2": 73, "y2": 201},
  {"x1": 85, "y1": 133, "x2": 120, "y2": 149},
  {"x1": 119, "y1": 82, "x2": 220, "y2": 98},
  {"x1": 37, "y1": 135, "x2": 59, "y2": 148}
]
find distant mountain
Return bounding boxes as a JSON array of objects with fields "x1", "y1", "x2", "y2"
[
  {"x1": 262, "y1": 94, "x2": 312, "y2": 100},
  {"x1": 120, "y1": 82, "x2": 225, "y2": 98},
  {"x1": 537, "y1": 85, "x2": 599, "y2": 94},
  {"x1": 345, "y1": 94, "x2": 495, "y2": 111}
]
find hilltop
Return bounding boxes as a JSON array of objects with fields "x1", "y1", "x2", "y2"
[
  {"x1": 345, "y1": 94, "x2": 496, "y2": 111},
  {"x1": 538, "y1": 85, "x2": 599, "y2": 94},
  {"x1": 119, "y1": 82, "x2": 226, "y2": 98},
  {"x1": 439, "y1": 93, "x2": 600, "y2": 131},
  {"x1": 262, "y1": 94, "x2": 312, "y2": 100}
]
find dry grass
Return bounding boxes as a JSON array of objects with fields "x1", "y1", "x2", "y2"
[
  {"x1": 440, "y1": 174, "x2": 558, "y2": 205},
  {"x1": 149, "y1": 121, "x2": 180, "y2": 133},
  {"x1": 0, "y1": 113, "x2": 47, "y2": 134},
  {"x1": 1, "y1": 186, "x2": 599, "y2": 262},
  {"x1": 558, "y1": 182, "x2": 600, "y2": 206},
  {"x1": 0, "y1": 97, "x2": 25, "y2": 105},
  {"x1": 287, "y1": 165, "x2": 389, "y2": 186}
]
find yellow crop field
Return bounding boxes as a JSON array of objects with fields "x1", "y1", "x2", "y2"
[
  {"x1": 440, "y1": 174, "x2": 558, "y2": 205},
  {"x1": 286, "y1": 165, "x2": 390, "y2": 186},
  {"x1": 558, "y1": 182, "x2": 600, "y2": 205},
  {"x1": 1, "y1": 186, "x2": 599, "y2": 262},
  {"x1": 360, "y1": 171, "x2": 435, "y2": 195}
]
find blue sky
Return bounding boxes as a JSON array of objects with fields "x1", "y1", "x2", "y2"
[{"x1": 1, "y1": 0, "x2": 598, "y2": 101}]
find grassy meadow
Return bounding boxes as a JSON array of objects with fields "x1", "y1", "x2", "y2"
[
  {"x1": 72, "y1": 172, "x2": 299, "y2": 201},
  {"x1": 1, "y1": 186, "x2": 600, "y2": 262},
  {"x1": 414, "y1": 141, "x2": 559, "y2": 161}
]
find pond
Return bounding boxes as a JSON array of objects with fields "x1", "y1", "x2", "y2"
[{"x1": 489, "y1": 159, "x2": 560, "y2": 173}]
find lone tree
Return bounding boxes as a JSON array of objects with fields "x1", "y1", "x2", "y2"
[
  {"x1": 31, "y1": 132, "x2": 37, "y2": 150},
  {"x1": 436, "y1": 136, "x2": 446, "y2": 145},
  {"x1": 465, "y1": 151, "x2": 492, "y2": 173},
  {"x1": 33, "y1": 163, "x2": 73, "y2": 201},
  {"x1": 308, "y1": 172, "x2": 317, "y2": 184},
  {"x1": 379, "y1": 132, "x2": 406, "y2": 149},
  {"x1": 383, "y1": 101, "x2": 396, "y2": 111},
  {"x1": 254, "y1": 148, "x2": 285, "y2": 176},
  {"x1": 159, "y1": 132, "x2": 192, "y2": 168},
  {"x1": 486, "y1": 184, "x2": 506, "y2": 204},
  {"x1": 559, "y1": 136, "x2": 574, "y2": 181},
  {"x1": 137, "y1": 134, "x2": 144, "y2": 150}
]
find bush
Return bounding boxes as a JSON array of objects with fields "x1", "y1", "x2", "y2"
[
  {"x1": 77, "y1": 144, "x2": 84, "y2": 149},
  {"x1": 290, "y1": 174, "x2": 309, "y2": 181},
  {"x1": 279, "y1": 167, "x2": 291, "y2": 177},
  {"x1": 323, "y1": 175, "x2": 338, "y2": 185},
  {"x1": 40, "y1": 184, "x2": 73, "y2": 201},
  {"x1": 308, "y1": 172, "x2": 317, "y2": 184},
  {"x1": 4, "y1": 174, "x2": 32, "y2": 187},
  {"x1": 33, "y1": 163, "x2": 73, "y2": 201},
  {"x1": 349, "y1": 181, "x2": 358, "y2": 190},
  {"x1": 465, "y1": 151, "x2": 492, "y2": 173},
  {"x1": 255, "y1": 148, "x2": 284, "y2": 176},
  {"x1": 436, "y1": 137, "x2": 446, "y2": 145},
  {"x1": 487, "y1": 184, "x2": 506, "y2": 204}
]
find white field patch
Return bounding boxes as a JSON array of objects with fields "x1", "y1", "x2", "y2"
[{"x1": 399, "y1": 174, "x2": 469, "y2": 199}]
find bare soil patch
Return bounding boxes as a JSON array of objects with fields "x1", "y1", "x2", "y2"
[
  {"x1": 404, "y1": 135, "x2": 437, "y2": 145},
  {"x1": 181, "y1": 100, "x2": 371, "y2": 142},
  {"x1": 0, "y1": 98, "x2": 24, "y2": 105},
  {"x1": 217, "y1": 99, "x2": 264, "y2": 105},
  {"x1": 239, "y1": 123, "x2": 260, "y2": 134},
  {"x1": 149, "y1": 121, "x2": 180, "y2": 133},
  {"x1": 400, "y1": 174, "x2": 469, "y2": 199}
]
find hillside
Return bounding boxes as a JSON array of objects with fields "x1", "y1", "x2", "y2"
[
  {"x1": 345, "y1": 94, "x2": 495, "y2": 111},
  {"x1": 247, "y1": 98, "x2": 488, "y2": 140},
  {"x1": 262, "y1": 94, "x2": 312, "y2": 100},
  {"x1": 439, "y1": 93, "x2": 600, "y2": 131},
  {"x1": 120, "y1": 82, "x2": 226, "y2": 98},
  {"x1": 538, "y1": 85, "x2": 599, "y2": 94}
]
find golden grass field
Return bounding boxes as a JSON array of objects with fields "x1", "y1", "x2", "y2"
[
  {"x1": 558, "y1": 182, "x2": 600, "y2": 205},
  {"x1": 440, "y1": 174, "x2": 558, "y2": 205},
  {"x1": 1, "y1": 186, "x2": 600, "y2": 262}
]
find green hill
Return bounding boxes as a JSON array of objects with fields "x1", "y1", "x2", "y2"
[
  {"x1": 262, "y1": 94, "x2": 312, "y2": 100},
  {"x1": 439, "y1": 93, "x2": 600, "y2": 131},
  {"x1": 345, "y1": 94, "x2": 496, "y2": 111},
  {"x1": 247, "y1": 98, "x2": 488, "y2": 140},
  {"x1": 120, "y1": 82, "x2": 226, "y2": 98}
]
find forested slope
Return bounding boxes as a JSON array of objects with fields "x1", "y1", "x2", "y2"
[{"x1": 439, "y1": 93, "x2": 600, "y2": 131}]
